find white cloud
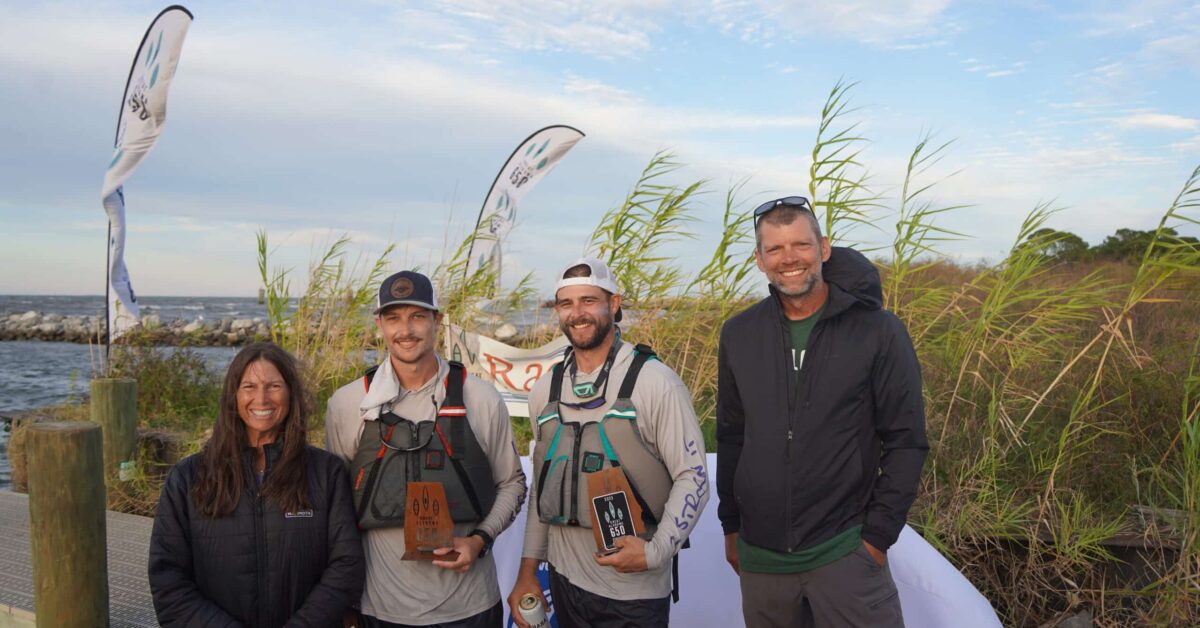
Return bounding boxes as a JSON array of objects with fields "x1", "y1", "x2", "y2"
[
  {"x1": 424, "y1": 0, "x2": 659, "y2": 58},
  {"x1": 274, "y1": 227, "x2": 392, "y2": 248},
  {"x1": 1144, "y1": 32, "x2": 1200, "y2": 70},
  {"x1": 886, "y1": 39, "x2": 947, "y2": 51},
  {"x1": 130, "y1": 218, "x2": 219, "y2": 234},
  {"x1": 562, "y1": 73, "x2": 640, "y2": 106},
  {"x1": 1169, "y1": 135, "x2": 1200, "y2": 152},
  {"x1": 1073, "y1": 1, "x2": 1200, "y2": 79},
  {"x1": 703, "y1": 0, "x2": 954, "y2": 46},
  {"x1": 381, "y1": 0, "x2": 957, "y2": 60},
  {"x1": 965, "y1": 59, "x2": 1024, "y2": 78},
  {"x1": 1116, "y1": 112, "x2": 1200, "y2": 131}
]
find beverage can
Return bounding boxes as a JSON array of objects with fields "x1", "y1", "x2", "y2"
[{"x1": 518, "y1": 593, "x2": 548, "y2": 628}]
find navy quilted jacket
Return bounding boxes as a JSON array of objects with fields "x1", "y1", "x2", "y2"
[{"x1": 149, "y1": 443, "x2": 364, "y2": 627}]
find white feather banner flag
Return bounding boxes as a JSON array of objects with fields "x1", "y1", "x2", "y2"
[
  {"x1": 101, "y1": 5, "x2": 193, "y2": 339},
  {"x1": 465, "y1": 125, "x2": 585, "y2": 281}
]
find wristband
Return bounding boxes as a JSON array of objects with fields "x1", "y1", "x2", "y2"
[{"x1": 470, "y1": 528, "x2": 494, "y2": 558}]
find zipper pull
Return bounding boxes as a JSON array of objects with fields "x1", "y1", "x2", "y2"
[{"x1": 787, "y1": 430, "x2": 793, "y2": 441}]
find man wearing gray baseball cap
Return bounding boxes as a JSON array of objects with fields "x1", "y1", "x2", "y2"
[
  {"x1": 326, "y1": 269, "x2": 528, "y2": 627},
  {"x1": 507, "y1": 257, "x2": 709, "y2": 627}
]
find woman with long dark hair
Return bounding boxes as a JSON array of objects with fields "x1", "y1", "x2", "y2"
[{"x1": 149, "y1": 342, "x2": 364, "y2": 627}]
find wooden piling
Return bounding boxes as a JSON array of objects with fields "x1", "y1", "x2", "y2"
[
  {"x1": 91, "y1": 377, "x2": 138, "y2": 479},
  {"x1": 26, "y1": 421, "x2": 109, "y2": 627}
]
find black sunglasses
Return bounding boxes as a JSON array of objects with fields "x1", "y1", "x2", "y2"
[
  {"x1": 753, "y1": 196, "x2": 813, "y2": 225},
  {"x1": 375, "y1": 397, "x2": 439, "y2": 451}
]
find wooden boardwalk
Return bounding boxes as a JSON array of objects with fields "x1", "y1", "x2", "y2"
[{"x1": 0, "y1": 490, "x2": 158, "y2": 627}]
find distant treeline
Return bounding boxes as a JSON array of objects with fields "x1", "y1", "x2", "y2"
[{"x1": 1023, "y1": 226, "x2": 1200, "y2": 262}]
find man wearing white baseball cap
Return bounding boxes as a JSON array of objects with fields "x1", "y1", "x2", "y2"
[
  {"x1": 507, "y1": 257, "x2": 709, "y2": 627},
  {"x1": 326, "y1": 270, "x2": 528, "y2": 627}
]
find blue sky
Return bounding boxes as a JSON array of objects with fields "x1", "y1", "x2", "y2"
[{"x1": 1, "y1": 0, "x2": 1197, "y2": 297}]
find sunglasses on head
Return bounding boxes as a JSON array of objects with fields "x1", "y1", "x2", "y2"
[{"x1": 753, "y1": 196, "x2": 813, "y2": 226}]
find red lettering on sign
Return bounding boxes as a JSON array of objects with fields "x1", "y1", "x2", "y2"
[
  {"x1": 484, "y1": 353, "x2": 519, "y2": 391},
  {"x1": 522, "y1": 363, "x2": 543, "y2": 392}
]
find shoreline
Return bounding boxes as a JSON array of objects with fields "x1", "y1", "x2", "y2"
[
  {"x1": 0, "y1": 310, "x2": 559, "y2": 347},
  {"x1": 1, "y1": 311, "x2": 272, "y2": 346}
]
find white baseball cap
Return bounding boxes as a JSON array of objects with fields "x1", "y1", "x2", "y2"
[
  {"x1": 554, "y1": 257, "x2": 623, "y2": 321},
  {"x1": 554, "y1": 257, "x2": 620, "y2": 294}
]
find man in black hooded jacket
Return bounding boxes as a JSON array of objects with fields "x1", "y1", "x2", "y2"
[{"x1": 716, "y1": 197, "x2": 928, "y2": 627}]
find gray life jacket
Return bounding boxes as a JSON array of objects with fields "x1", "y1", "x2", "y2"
[
  {"x1": 532, "y1": 344, "x2": 672, "y2": 534},
  {"x1": 350, "y1": 362, "x2": 496, "y2": 530}
]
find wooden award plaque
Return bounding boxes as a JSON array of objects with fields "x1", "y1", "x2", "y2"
[
  {"x1": 402, "y1": 482, "x2": 459, "y2": 561},
  {"x1": 586, "y1": 467, "x2": 645, "y2": 555}
]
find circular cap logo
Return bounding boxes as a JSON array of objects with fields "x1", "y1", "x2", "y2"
[{"x1": 390, "y1": 277, "x2": 414, "y2": 300}]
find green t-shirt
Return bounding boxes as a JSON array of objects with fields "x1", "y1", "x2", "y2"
[
  {"x1": 786, "y1": 303, "x2": 824, "y2": 381},
  {"x1": 738, "y1": 525, "x2": 863, "y2": 573}
]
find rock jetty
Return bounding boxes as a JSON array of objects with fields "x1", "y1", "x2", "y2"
[{"x1": 0, "y1": 311, "x2": 271, "y2": 346}]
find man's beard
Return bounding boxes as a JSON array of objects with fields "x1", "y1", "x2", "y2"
[
  {"x1": 772, "y1": 267, "x2": 820, "y2": 298},
  {"x1": 772, "y1": 261, "x2": 820, "y2": 298},
  {"x1": 560, "y1": 315, "x2": 613, "y2": 351}
]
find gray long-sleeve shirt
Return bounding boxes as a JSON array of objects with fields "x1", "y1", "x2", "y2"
[
  {"x1": 326, "y1": 356, "x2": 526, "y2": 624},
  {"x1": 521, "y1": 341, "x2": 709, "y2": 600}
]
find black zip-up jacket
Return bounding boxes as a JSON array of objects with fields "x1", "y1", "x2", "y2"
[
  {"x1": 149, "y1": 443, "x2": 365, "y2": 627},
  {"x1": 716, "y1": 246, "x2": 928, "y2": 553}
]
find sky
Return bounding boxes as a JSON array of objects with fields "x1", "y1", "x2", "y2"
[{"x1": 1, "y1": 0, "x2": 1197, "y2": 297}]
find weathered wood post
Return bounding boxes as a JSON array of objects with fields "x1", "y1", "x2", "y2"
[
  {"x1": 91, "y1": 377, "x2": 138, "y2": 479},
  {"x1": 27, "y1": 421, "x2": 109, "y2": 627}
]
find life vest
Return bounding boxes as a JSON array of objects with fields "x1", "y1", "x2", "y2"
[
  {"x1": 532, "y1": 344, "x2": 672, "y2": 533},
  {"x1": 350, "y1": 362, "x2": 496, "y2": 530}
]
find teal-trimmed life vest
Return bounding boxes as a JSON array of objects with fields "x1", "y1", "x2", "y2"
[
  {"x1": 350, "y1": 362, "x2": 496, "y2": 530},
  {"x1": 531, "y1": 344, "x2": 672, "y2": 533}
]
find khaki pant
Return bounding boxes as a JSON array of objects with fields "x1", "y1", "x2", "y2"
[{"x1": 739, "y1": 545, "x2": 904, "y2": 628}]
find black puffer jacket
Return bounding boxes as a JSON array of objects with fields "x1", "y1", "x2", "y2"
[
  {"x1": 716, "y1": 247, "x2": 928, "y2": 553},
  {"x1": 149, "y1": 443, "x2": 364, "y2": 627}
]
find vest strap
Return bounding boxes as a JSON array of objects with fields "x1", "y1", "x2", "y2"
[
  {"x1": 672, "y1": 554, "x2": 680, "y2": 603},
  {"x1": 548, "y1": 361, "x2": 565, "y2": 403},
  {"x1": 443, "y1": 362, "x2": 467, "y2": 460},
  {"x1": 362, "y1": 365, "x2": 379, "y2": 393},
  {"x1": 616, "y1": 344, "x2": 656, "y2": 400}
]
